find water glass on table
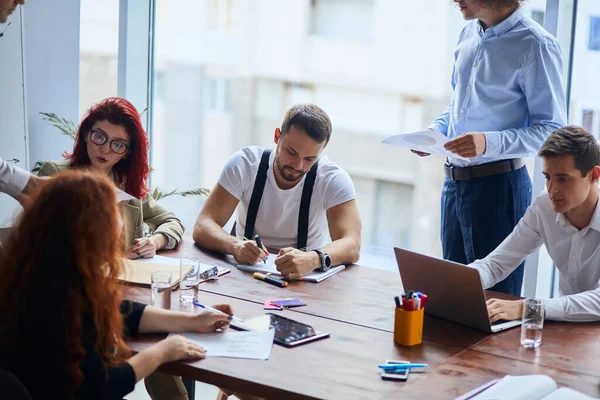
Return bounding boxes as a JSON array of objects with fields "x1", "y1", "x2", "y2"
[
  {"x1": 520, "y1": 298, "x2": 544, "y2": 348},
  {"x1": 151, "y1": 271, "x2": 172, "y2": 310},
  {"x1": 180, "y1": 257, "x2": 201, "y2": 303}
]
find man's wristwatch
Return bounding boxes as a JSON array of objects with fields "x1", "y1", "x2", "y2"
[{"x1": 313, "y1": 249, "x2": 331, "y2": 272}]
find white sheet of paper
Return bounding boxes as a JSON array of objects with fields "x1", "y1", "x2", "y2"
[
  {"x1": 116, "y1": 188, "x2": 136, "y2": 203},
  {"x1": 134, "y1": 254, "x2": 181, "y2": 266},
  {"x1": 171, "y1": 329, "x2": 275, "y2": 360},
  {"x1": 236, "y1": 255, "x2": 345, "y2": 282},
  {"x1": 382, "y1": 130, "x2": 459, "y2": 158}
]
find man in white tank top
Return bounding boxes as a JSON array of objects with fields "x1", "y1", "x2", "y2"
[{"x1": 193, "y1": 104, "x2": 361, "y2": 279}]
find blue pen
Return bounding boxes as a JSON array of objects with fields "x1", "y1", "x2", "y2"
[
  {"x1": 378, "y1": 363, "x2": 428, "y2": 370},
  {"x1": 193, "y1": 302, "x2": 244, "y2": 322}
]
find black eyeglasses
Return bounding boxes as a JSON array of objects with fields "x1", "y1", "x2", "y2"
[{"x1": 89, "y1": 129, "x2": 129, "y2": 155}]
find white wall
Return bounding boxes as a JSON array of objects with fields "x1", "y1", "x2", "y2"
[
  {"x1": 24, "y1": 0, "x2": 80, "y2": 170},
  {"x1": 0, "y1": 7, "x2": 28, "y2": 225}
]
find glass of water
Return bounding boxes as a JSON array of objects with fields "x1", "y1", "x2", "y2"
[
  {"x1": 151, "y1": 271, "x2": 172, "y2": 310},
  {"x1": 180, "y1": 257, "x2": 200, "y2": 303},
  {"x1": 520, "y1": 298, "x2": 544, "y2": 348}
]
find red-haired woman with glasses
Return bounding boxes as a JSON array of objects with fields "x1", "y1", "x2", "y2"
[{"x1": 39, "y1": 97, "x2": 184, "y2": 259}]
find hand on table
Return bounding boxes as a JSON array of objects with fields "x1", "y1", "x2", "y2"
[
  {"x1": 486, "y1": 298, "x2": 522, "y2": 323},
  {"x1": 274, "y1": 248, "x2": 320, "y2": 280},
  {"x1": 154, "y1": 335, "x2": 206, "y2": 363},
  {"x1": 126, "y1": 235, "x2": 166, "y2": 259}
]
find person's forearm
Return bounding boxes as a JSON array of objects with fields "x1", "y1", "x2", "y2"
[
  {"x1": 321, "y1": 236, "x2": 360, "y2": 267},
  {"x1": 150, "y1": 234, "x2": 168, "y2": 251},
  {"x1": 193, "y1": 217, "x2": 241, "y2": 255},
  {"x1": 127, "y1": 347, "x2": 165, "y2": 382},
  {"x1": 544, "y1": 290, "x2": 600, "y2": 322},
  {"x1": 138, "y1": 305, "x2": 197, "y2": 333}
]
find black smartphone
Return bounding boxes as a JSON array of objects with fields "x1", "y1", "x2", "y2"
[{"x1": 381, "y1": 360, "x2": 410, "y2": 381}]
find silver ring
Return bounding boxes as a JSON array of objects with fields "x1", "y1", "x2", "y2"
[{"x1": 187, "y1": 350, "x2": 193, "y2": 357}]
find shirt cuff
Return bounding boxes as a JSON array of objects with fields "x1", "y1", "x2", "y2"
[
  {"x1": 3, "y1": 164, "x2": 30, "y2": 197},
  {"x1": 543, "y1": 297, "x2": 565, "y2": 321},
  {"x1": 482, "y1": 131, "x2": 502, "y2": 159},
  {"x1": 159, "y1": 232, "x2": 178, "y2": 250}
]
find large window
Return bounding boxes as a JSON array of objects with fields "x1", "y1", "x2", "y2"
[
  {"x1": 570, "y1": 1, "x2": 600, "y2": 139},
  {"x1": 150, "y1": 0, "x2": 468, "y2": 265},
  {"x1": 79, "y1": 0, "x2": 119, "y2": 118},
  {"x1": 589, "y1": 16, "x2": 600, "y2": 51}
]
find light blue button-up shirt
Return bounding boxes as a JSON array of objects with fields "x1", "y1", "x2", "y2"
[{"x1": 430, "y1": 8, "x2": 567, "y2": 167}]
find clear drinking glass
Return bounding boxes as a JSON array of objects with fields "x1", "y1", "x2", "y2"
[
  {"x1": 151, "y1": 271, "x2": 172, "y2": 309},
  {"x1": 520, "y1": 298, "x2": 544, "y2": 348},
  {"x1": 180, "y1": 257, "x2": 200, "y2": 303}
]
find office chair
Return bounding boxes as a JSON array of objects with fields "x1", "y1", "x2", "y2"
[{"x1": 0, "y1": 367, "x2": 33, "y2": 400}]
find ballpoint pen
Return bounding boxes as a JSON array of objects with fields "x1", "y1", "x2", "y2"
[
  {"x1": 193, "y1": 301, "x2": 244, "y2": 322},
  {"x1": 254, "y1": 234, "x2": 267, "y2": 264},
  {"x1": 378, "y1": 363, "x2": 428, "y2": 370}
]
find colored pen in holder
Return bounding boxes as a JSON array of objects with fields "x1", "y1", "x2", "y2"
[{"x1": 393, "y1": 293, "x2": 426, "y2": 346}]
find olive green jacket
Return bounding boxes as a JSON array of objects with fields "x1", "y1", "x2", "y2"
[{"x1": 38, "y1": 160, "x2": 184, "y2": 249}]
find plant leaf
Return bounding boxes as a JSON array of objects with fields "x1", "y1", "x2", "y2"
[
  {"x1": 151, "y1": 187, "x2": 211, "y2": 201},
  {"x1": 39, "y1": 112, "x2": 78, "y2": 139}
]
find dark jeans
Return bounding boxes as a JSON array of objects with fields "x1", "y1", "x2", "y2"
[{"x1": 441, "y1": 166, "x2": 532, "y2": 296}]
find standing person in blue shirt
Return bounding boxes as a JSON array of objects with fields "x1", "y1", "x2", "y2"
[{"x1": 414, "y1": 0, "x2": 567, "y2": 295}]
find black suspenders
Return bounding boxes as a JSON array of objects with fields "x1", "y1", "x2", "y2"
[{"x1": 244, "y1": 148, "x2": 319, "y2": 249}]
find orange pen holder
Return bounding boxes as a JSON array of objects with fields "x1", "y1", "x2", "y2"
[{"x1": 393, "y1": 307, "x2": 424, "y2": 346}]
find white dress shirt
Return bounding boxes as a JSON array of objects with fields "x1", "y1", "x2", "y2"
[
  {"x1": 471, "y1": 190, "x2": 600, "y2": 321},
  {"x1": 0, "y1": 157, "x2": 29, "y2": 198}
]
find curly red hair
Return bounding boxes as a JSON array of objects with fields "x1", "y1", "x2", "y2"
[
  {"x1": 66, "y1": 97, "x2": 150, "y2": 199},
  {"x1": 0, "y1": 171, "x2": 131, "y2": 395}
]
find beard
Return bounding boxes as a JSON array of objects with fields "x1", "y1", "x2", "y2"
[{"x1": 275, "y1": 157, "x2": 308, "y2": 182}]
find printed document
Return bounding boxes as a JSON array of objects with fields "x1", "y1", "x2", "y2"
[
  {"x1": 171, "y1": 329, "x2": 275, "y2": 360},
  {"x1": 383, "y1": 130, "x2": 459, "y2": 158}
]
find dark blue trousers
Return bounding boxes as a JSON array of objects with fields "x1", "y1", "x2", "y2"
[{"x1": 441, "y1": 166, "x2": 532, "y2": 296}]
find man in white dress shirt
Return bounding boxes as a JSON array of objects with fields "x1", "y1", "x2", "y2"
[
  {"x1": 473, "y1": 126, "x2": 600, "y2": 322},
  {"x1": 0, "y1": 158, "x2": 45, "y2": 206}
]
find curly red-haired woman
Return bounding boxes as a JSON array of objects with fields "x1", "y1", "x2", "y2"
[
  {"x1": 0, "y1": 171, "x2": 232, "y2": 400},
  {"x1": 39, "y1": 97, "x2": 183, "y2": 259}
]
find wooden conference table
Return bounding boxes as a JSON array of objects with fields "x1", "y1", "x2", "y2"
[{"x1": 125, "y1": 236, "x2": 600, "y2": 399}]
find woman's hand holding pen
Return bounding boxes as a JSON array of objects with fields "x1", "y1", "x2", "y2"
[
  {"x1": 232, "y1": 238, "x2": 268, "y2": 265},
  {"x1": 275, "y1": 248, "x2": 319, "y2": 280},
  {"x1": 189, "y1": 304, "x2": 233, "y2": 332}
]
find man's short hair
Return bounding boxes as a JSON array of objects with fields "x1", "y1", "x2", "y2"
[
  {"x1": 538, "y1": 126, "x2": 600, "y2": 177},
  {"x1": 280, "y1": 104, "x2": 332, "y2": 145},
  {"x1": 481, "y1": 0, "x2": 522, "y2": 10}
]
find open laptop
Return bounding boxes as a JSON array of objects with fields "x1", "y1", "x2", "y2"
[{"x1": 394, "y1": 247, "x2": 522, "y2": 333}]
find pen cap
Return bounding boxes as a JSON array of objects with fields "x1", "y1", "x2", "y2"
[{"x1": 393, "y1": 307, "x2": 424, "y2": 347}]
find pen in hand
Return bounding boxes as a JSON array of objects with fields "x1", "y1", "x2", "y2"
[
  {"x1": 193, "y1": 302, "x2": 244, "y2": 322},
  {"x1": 254, "y1": 234, "x2": 267, "y2": 264}
]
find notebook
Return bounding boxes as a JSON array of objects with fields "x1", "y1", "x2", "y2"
[
  {"x1": 236, "y1": 254, "x2": 345, "y2": 283},
  {"x1": 120, "y1": 256, "x2": 230, "y2": 288},
  {"x1": 456, "y1": 375, "x2": 596, "y2": 400}
]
